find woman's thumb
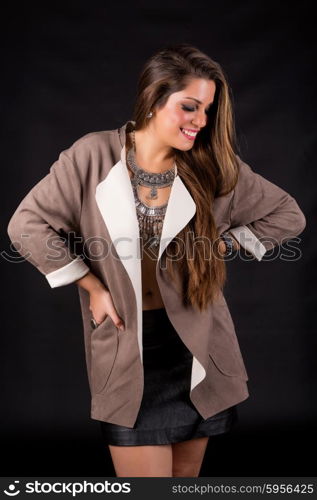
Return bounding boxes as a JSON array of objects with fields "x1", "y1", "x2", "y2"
[{"x1": 113, "y1": 316, "x2": 125, "y2": 331}]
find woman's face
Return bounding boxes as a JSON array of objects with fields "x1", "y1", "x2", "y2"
[{"x1": 151, "y1": 78, "x2": 216, "y2": 151}]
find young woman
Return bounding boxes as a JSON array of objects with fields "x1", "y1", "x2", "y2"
[{"x1": 7, "y1": 43, "x2": 306, "y2": 477}]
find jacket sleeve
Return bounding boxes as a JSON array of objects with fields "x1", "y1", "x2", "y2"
[
  {"x1": 227, "y1": 155, "x2": 307, "y2": 261},
  {"x1": 7, "y1": 143, "x2": 90, "y2": 288}
]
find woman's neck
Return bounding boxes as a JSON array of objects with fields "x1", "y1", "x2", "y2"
[{"x1": 127, "y1": 129, "x2": 175, "y2": 174}]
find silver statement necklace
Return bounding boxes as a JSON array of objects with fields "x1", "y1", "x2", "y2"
[{"x1": 126, "y1": 129, "x2": 177, "y2": 248}]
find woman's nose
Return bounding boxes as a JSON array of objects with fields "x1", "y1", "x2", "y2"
[{"x1": 191, "y1": 111, "x2": 207, "y2": 129}]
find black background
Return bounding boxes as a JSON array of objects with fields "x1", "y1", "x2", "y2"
[{"x1": 1, "y1": 2, "x2": 316, "y2": 476}]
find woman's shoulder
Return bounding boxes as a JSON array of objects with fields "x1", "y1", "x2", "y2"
[
  {"x1": 70, "y1": 128, "x2": 119, "y2": 151},
  {"x1": 59, "y1": 128, "x2": 120, "y2": 168}
]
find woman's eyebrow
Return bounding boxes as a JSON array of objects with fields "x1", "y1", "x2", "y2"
[{"x1": 184, "y1": 97, "x2": 213, "y2": 108}]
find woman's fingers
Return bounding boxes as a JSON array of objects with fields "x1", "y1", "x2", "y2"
[
  {"x1": 90, "y1": 289, "x2": 125, "y2": 331},
  {"x1": 105, "y1": 292, "x2": 125, "y2": 331}
]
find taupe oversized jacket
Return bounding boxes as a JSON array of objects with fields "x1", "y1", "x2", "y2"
[{"x1": 7, "y1": 119, "x2": 306, "y2": 427}]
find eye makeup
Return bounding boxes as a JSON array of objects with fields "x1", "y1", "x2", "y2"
[{"x1": 181, "y1": 104, "x2": 210, "y2": 114}]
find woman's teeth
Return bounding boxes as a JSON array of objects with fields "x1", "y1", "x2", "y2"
[{"x1": 180, "y1": 128, "x2": 197, "y2": 140}]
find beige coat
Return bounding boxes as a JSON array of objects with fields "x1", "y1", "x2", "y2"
[{"x1": 7, "y1": 119, "x2": 306, "y2": 427}]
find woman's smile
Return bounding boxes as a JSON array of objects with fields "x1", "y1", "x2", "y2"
[{"x1": 180, "y1": 127, "x2": 199, "y2": 141}]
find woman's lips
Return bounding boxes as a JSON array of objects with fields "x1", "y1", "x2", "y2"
[{"x1": 180, "y1": 127, "x2": 197, "y2": 141}]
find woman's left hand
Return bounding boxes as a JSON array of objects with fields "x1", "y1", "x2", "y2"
[
  {"x1": 219, "y1": 239, "x2": 227, "y2": 255},
  {"x1": 218, "y1": 235, "x2": 240, "y2": 255}
]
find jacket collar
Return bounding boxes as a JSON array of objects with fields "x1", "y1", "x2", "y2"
[{"x1": 114, "y1": 119, "x2": 197, "y2": 263}]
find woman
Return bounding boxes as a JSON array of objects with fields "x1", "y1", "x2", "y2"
[{"x1": 7, "y1": 43, "x2": 306, "y2": 477}]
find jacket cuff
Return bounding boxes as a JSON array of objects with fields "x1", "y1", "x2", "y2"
[
  {"x1": 45, "y1": 256, "x2": 90, "y2": 288},
  {"x1": 228, "y1": 225, "x2": 267, "y2": 261}
]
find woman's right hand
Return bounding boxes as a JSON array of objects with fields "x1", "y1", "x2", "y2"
[
  {"x1": 76, "y1": 272, "x2": 125, "y2": 331},
  {"x1": 89, "y1": 287, "x2": 125, "y2": 331}
]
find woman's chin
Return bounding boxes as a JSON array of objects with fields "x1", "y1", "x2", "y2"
[
  {"x1": 175, "y1": 136, "x2": 195, "y2": 150},
  {"x1": 172, "y1": 144, "x2": 193, "y2": 152},
  {"x1": 179, "y1": 142, "x2": 194, "y2": 150}
]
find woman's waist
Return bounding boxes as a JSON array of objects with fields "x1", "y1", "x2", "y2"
[{"x1": 142, "y1": 307, "x2": 189, "y2": 351}]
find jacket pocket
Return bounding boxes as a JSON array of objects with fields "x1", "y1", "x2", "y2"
[
  {"x1": 90, "y1": 314, "x2": 119, "y2": 394},
  {"x1": 208, "y1": 350, "x2": 248, "y2": 380},
  {"x1": 209, "y1": 304, "x2": 249, "y2": 380}
]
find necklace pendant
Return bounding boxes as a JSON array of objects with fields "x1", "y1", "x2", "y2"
[{"x1": 146, "y1": 186, "x2": 158, "y2": 200}]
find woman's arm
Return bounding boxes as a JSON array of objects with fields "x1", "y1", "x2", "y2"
[
  {"x1": 76, "y1": 271, "x2": 105, "y2": 293},
  {"x1": 7, "y1": 144, "x2": 90, "y2": 287},
  {"x1": 227, "y1": 155, "x2": 306, "y2": 260}
]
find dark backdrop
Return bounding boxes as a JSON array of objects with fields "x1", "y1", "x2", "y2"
[{"x1": 1, "y1": 2, "x2": 316, "y2": 476}]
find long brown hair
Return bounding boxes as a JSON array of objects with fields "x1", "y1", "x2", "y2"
[{"x1": 131, "y1": 43, "x2": 240, "y2": 312}]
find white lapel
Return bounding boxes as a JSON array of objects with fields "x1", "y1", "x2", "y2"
[{"x1": 95, "y1": 133, "x2": 197, "y2": 369}]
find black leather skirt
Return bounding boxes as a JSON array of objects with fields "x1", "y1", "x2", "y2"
[{"x1": 99, "y1": 307, "x2": 238, "y2": 446}]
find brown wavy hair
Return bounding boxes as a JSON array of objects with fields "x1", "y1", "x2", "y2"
[{"x1": 131, "y1": 43, "x2": 240, "y2": 312}]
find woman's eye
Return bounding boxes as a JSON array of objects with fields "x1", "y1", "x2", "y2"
[
  {"x1": 181, "y1": 105, "x2": 210, "y2": 114},
  {"x1": 181, "y1": 105, "x2": 196, "y2": 112}
]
